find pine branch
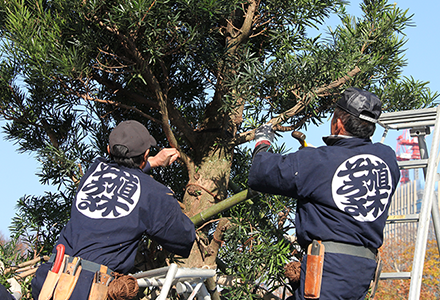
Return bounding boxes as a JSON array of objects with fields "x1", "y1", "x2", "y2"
[{"x1": 230, "y1": 66, "x2": 361, "y2": 146}]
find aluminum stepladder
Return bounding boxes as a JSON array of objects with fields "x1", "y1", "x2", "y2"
[{"x1": 377, "y1": 106, "x2": 440, "y2": 300}]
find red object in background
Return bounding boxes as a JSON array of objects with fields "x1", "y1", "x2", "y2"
[{"x1": 395, "y1": 130, "x2": 421, "y2": 184}]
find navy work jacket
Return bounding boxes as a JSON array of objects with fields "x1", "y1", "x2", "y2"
[
  {"x1": 56, "y1": 157, "x2": 195, "y2": 274},
  {"x1": 249, "y1": 136, "x2": 400, "y2": 249}
]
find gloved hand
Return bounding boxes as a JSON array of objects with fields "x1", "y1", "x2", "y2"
[
  {"x1": 7, "y1": 277, "x2": 21, "y2": 300},
  {"x1": 254, "y1": 123, "x2": 274, "y2": 144}
]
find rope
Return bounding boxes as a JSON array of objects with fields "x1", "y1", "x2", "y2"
[
  {"x1": 108, "y1": 273, "x2": 139, "y2": 300},
  {"x1": 284, "y1": 261, "x2": 301, "y2": 283},
  {"x1": 186, "y1": 183, "x2": 220, "y2": 202}
]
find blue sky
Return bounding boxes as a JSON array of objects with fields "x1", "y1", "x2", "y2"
[{"x1": 1, "y1": 0, "x2": 439, "y2": 237}]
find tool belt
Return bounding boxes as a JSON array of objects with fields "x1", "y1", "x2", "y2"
[
  {"x1": 304, "y1": 240, "x2": 379, "y2": 299},
  {"x1": 321, "y1": 241, "x2": 377, "y2": 260},
  {"x1": 42, "y1": 255, "x2": 114, "y2": 300},
  {"x1": 48, "y1": 255, "x2": 115, "y2": 275},
  {"x1": 323, "y1": 241, "x2": 381, "y2": 298}
]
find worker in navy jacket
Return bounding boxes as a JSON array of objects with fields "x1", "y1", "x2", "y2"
[
  {"x1": 32, "y1": 120, "x2": 196, "y2": 300},
  {"x1": 249, "y1": 88, "x2": 400, "y2": 299}
]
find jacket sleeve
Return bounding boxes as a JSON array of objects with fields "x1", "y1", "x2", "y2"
[
  {"x1": 248, "y1": 151, "x2": 300, "y2": 198},
  {"x1": 143, "y1": 184, "x2": 196, "y2": 258},
  {"x1": 252, "y1": 141, "x2": 272, "y2": 160}
]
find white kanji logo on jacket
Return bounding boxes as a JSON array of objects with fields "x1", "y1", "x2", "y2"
[
  {"x1": 76, "y1": 162, "x2": 141, "y2": 219},
  {"x1": 331, "y1": 154, "x2": 392, "y2": 222}
]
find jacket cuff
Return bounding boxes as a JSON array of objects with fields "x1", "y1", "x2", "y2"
[
  {"x1": 255, "y1": 140, "x2": 271, "y2": 147},
  {"x1": 142, "y1": 161, "x2": 151, "y2": 173}
]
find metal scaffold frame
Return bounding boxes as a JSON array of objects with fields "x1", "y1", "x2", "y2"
[{"x1": 132, "y1": 264, "x2": 216, "y2": 300}]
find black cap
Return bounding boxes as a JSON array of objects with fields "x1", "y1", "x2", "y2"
[
  {"x1": 336, "y1": 87, "x2": 382, "y2": 123},
  {"x1": 109, "y1": 120, "x2": 157, "y2": 157}
]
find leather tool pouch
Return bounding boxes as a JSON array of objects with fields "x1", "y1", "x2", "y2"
[
  {"x1": 304, "y1": 240, "x2": 325, "y2": 299},
  {"x1": 54, "y1": 257, "x2": 82, "y2": 300},
  {"x1": 88, "y1": 265, "x2": 112, "y2": 300},
  {"x1": 38, "y1": 255, "x2": 67, "y2": 300}
]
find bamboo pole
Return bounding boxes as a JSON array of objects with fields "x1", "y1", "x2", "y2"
[{"x1": 191, "y1": 189, "x2": 258, "y2": 226}]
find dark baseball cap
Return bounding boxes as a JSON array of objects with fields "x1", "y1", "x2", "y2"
[
  {"x1": 109, "y1": 120, "x2": 157, "y2": 157},
  {"x1": 336, "y1": 87, "x2": 382, "y2": 123}
]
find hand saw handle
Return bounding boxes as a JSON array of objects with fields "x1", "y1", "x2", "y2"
[{"x1": 52, "y1": 244, "x2": 65, "y2": 274}]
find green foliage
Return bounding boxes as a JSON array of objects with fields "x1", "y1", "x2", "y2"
[
  {"x1": 0, "y1": 235, "x2": 32, "y2": 299},
  {"x1": 219, "y1": 193, "x2": 296, "y2": 299},
  {"x1": 0, "y1": 237, "x2": 20, "y2": 289},
  {"x1": 217, "y1": 143, "x2": 297, "y2": 298},
  {"x1": 11, "y1": 191, "x2": 72, "y2": 256}
]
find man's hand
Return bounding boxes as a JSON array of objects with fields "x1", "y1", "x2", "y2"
[
  {"x1": 254, "y1": 123, "x2": 274, "y2": 144},
  {"x1": 148, "y1": 148, "x2": 180, "y2": 168}
]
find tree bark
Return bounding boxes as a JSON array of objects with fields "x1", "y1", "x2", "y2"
[{"x1": 182, "y1": 145, "x2": 234, "y2": 269}]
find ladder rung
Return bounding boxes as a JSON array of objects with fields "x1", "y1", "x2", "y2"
[
  {"x1": 397, "y1": 159, "x2": 428, "y2": 169},
  {"x1": 379, "y1": 107, "x2": 437, "y2": 120},
  {"x1": 389, "y1": 121, "x2": 437, "y2": 130},
  {"x1": 380, "y1": 272, "x2": 411, "y2": 280},
  {"x1": 387, "y1": 214, "x2": 419, "y2": 223},
  {"x1": 379, "y1": 107, "x2": 438, "y2": 129}
]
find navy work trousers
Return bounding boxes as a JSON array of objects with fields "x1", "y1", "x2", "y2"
[{"x1": 289, "y1": 252, "x2": 376, "y2": 300}]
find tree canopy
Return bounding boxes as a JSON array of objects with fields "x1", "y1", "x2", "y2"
[{"x1": 0, "y1": 0, "x2": 438, "y2": 298}]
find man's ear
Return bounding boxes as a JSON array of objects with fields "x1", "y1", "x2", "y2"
[
  {"x1": 331, "y1": 116, "x2": 344, "y2": 136},
  {"x1": 139, "y1": 149, "x2": 151, "y2": 170},
  {"x1": 335, "y1": 118, "x2": 349, "y2": 135},
  {"x1": 144, "y1": 149, "x2": 150, "y2": 161},
  {"x1": 335, "y1": 118, "x2": 342, "y2": 135},
  {"x1": 107, "y1": 145, "x2": 111, "y2": 155}
]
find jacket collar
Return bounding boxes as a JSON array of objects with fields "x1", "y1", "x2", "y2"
[{"x1": 322, "y1": 135, "x2": 372, "y2": 146}]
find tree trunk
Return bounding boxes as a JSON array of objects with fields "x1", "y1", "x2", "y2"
[{"x1": 182, "y1": 145, "x2": 233, "y2": 269}]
